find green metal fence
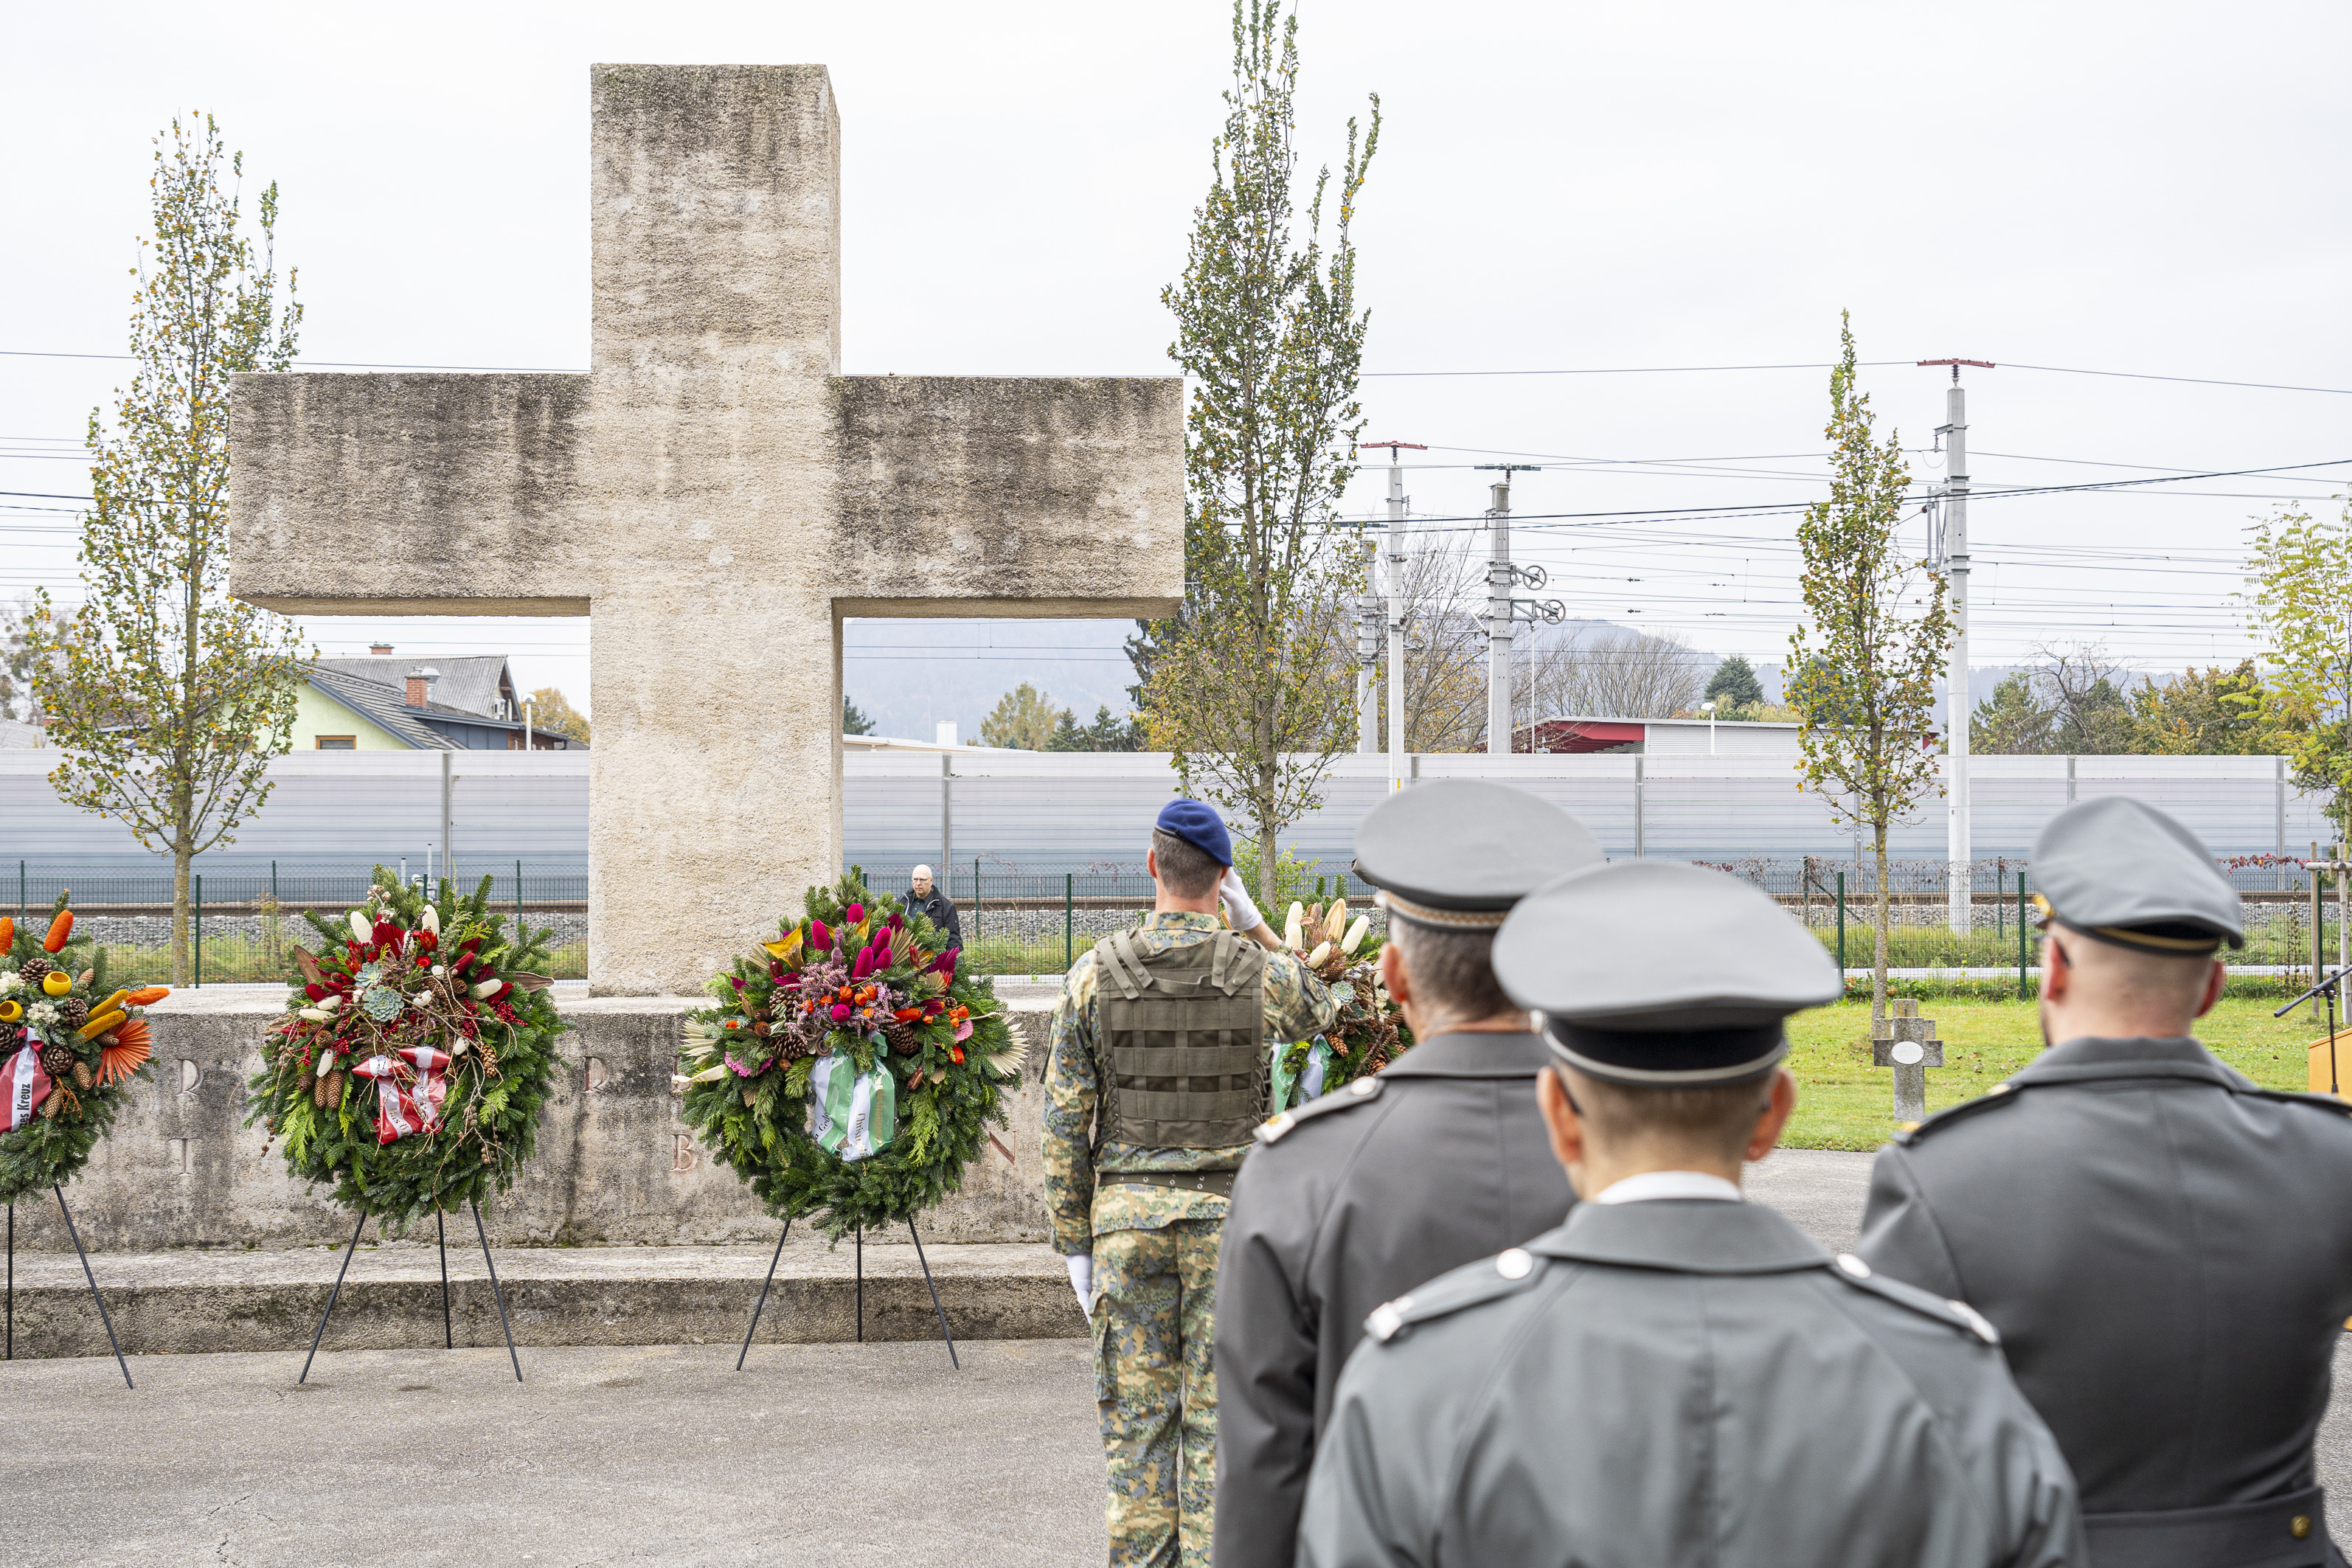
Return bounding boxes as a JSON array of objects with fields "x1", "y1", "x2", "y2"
[
  {"x1": 8, "y1": 852, "x2": 2333, "y2": 990},
  {"x1": 9, "y1": 859, "x2": 588, "y2": 987}
]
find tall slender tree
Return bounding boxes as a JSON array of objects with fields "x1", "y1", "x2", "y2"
[
  {"x1": 2245, "y1": 499, "x2": 2352, "y2": 836},
  {"x1": 31, "y1": 115, "x2": 307, "y2": 983},
  {"x1": 1145, "y1": 0, "x2": 1380, "y2": 903},
  {"x1": 1786, "y1": 316, "x2": 1952, "y2": 1024}
]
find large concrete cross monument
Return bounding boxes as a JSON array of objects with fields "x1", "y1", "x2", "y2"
[{"x1": 229, "y1": 65, "x2": 1182, "y2": 995}]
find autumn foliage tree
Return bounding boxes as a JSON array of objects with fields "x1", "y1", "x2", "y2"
[
  {"x1": 1144, "y1": 0, "x2": 1379, "y2": 903},
  {"x1": 1786, "y1": 316, "x2": 1952, "y2": 1022},
  {"x1": 2246, "y1": 499, "x2": 2352, "y2": 836},
  {"x1": 32, "y1": 115, "x2": 306, "y2": 984}
]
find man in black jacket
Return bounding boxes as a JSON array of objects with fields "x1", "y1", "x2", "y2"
[{"x1": 906, "y1": 864, "x2": 962, "y2": 949}]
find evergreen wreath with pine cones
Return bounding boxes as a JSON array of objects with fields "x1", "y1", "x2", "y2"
[
  {"x1": 676, "y1": 870, "x2": 1024, "y2": 1239},
  {"x1": 245, "y1": 872, "x2": 566, "y2": 1224},
  {"x1": 0, "y1": 892, "x2": 172, "y2": 1204}
]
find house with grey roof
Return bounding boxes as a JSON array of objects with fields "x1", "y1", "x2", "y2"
[{"x1": 292, "y1": 644, "x2": 585, "y2": 752}]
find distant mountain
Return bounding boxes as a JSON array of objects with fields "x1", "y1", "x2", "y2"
[{"x1": 842, "y1": 619, "x2": 1141, "y2": 741}]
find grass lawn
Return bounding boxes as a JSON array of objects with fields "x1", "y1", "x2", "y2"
[{"x1": 1783, "y1": 993, "x2": 2334, "y2": 1151}]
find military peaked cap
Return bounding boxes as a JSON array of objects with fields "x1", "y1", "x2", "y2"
[
  {"x1": 1494, "y1": 861, "x2": 1841, "y2": 1083},
  {"x1": 2031, "y1": 797, "x2": 2244, "y2": 954},
  {"x1": 1351, "y1": 781, "x2": 1604, "y2": 931}
]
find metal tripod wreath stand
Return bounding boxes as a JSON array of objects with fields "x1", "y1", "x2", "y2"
[
  {"x1": 736, "y1": 1217, "x2": 960, "y2": 1370},
  {"x1": 5, "y1": 1184, "x2": 134, "y2": 1389},
  {"x1": 299, "y1": 1199, "x2": 521, "y2": 1383}
]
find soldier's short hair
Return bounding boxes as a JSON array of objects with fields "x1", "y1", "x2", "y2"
[
  {"x1": 1390, "y1": 920, "x2": 1516, "y2": 1024},
  {"x1": 1567, "y1": 1069, "x2": 1772, "y2": 1157},
  {"x1": 2052, "y1": 925, "x2": 2216, "y2": 1008},
  {"x1": 1151, "y1": 828, "x2": 1223, "y2": 898}
]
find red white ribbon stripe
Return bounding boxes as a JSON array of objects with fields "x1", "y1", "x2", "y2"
[{"x1": 352, "y1": 1046, "x2": 451, "y2": 1145}]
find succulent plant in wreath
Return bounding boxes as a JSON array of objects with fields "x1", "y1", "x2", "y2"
[
  {"x1": 1, "y1": 891, "x2": 173, "y2": 1204},
  {"x1": 1270, "y1": 897, "x2": 1413, "y2": 1109},
  {"x1": 677, "y1": 870, "x2": 1027, "y2": 1243},
  {"x1": 248, "y1": 871, "x2": 566, "y2": 1225}
]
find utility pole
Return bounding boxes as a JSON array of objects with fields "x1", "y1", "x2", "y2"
[
  {"x1": 1361, "y1": 441, "x2": 1423, "y2": 788},
  {"x1": 1353, "y1": 535, "x2": 1379, "y2": 754},
  {"x1": 1920, "y1": 359, "x2": 1992, "y2": 934},
  {"x1": 1475, "y1": 465, "x2": 1557, "y2": 754}
]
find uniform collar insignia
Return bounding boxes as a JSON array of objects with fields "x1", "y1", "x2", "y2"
[
  {"x1": 2019, "y1": 1035, "x2": 2244, "y2": 1089},
  {"x1": 1527, "y1": 1198, "x2": 1828, "y2": 1276},
  {"x1": 1378, "y1": 1030, "x2": 1550, "y2": 1079}
]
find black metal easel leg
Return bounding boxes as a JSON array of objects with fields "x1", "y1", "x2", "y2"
[
  {"x1": 7, "y1": 1201, "x2": 14, "y2": 1361},
  {"x1": 735, "y1": 1218, "x2": 794, "y2": 1370},
  {"x1": 907, "y1": 1219, "x2": 960, "y2": 1370},
  {"x1": 54, "y1": 1186, "x2": 130, "y2": 1390},
  {"x1": 469, "y1": 1201, "x2": 521, "y2": 1382},
  {"x1": 856, "y1": 1224, "x2": 864, "y2": 1343},
  {"x1": 437, "y1": 1210, "x2": 452, "y2": 1350},
  {"x1": 301, "y1": 1207, "x2": 369, "y2": 1384}
]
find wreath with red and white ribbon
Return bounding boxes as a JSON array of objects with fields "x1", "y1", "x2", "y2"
[{"x1": 246, "y1": 871, "x2": 567, "y2": 1224}]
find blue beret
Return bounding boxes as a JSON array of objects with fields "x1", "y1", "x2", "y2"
[{"x1": 1156, "y1": 798, "x2": 1234, "y2": 867}]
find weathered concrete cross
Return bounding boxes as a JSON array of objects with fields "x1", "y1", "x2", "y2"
[{"x1": 229, "y1": 65, "x2": 1182, "y2": 994}]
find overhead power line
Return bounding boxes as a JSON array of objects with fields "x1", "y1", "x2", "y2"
[{"x1": 10, "y1": 346, "x2": 2352, "y2": 395}]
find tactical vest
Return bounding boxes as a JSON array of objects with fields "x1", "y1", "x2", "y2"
[{"x1": 1090, "y1": 928, "x2": 1271, "y2": 1150}]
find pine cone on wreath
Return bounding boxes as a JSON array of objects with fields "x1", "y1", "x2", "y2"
[
  {"x1": 886, "y1": 1016, "x2": 920, "y2": 1056},
  {"x1": 17, "y1": 956, "x2": 52, "y2": 985},
  {"x1": 72, "y1": 1061, "x2": 93, "y2": 1091},
  {"x1": 55, "y1": 996, "x2": 89, "y2": 1029},
  {"x1": 41, "y1": 1042, "x2": 73, "y2": 1076}
]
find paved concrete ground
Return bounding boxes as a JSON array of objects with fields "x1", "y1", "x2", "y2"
[
  {"x1": 12, "y1": 1145, "x2": 2352, "y2": 1566},
  {"x1": 2, "y1": 1339, "x2": 1105, "y2": 1567}
]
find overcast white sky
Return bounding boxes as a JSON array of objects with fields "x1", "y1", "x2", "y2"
[{"x1": 7, "y1": 0, "x2": 2349, "y2": 718}]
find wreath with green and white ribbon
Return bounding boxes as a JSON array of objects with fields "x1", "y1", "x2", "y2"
[
  {"x1": 1270, "y1": 896, "x2": 1413, "y2": 1109},
  {"x1": 676, "y1": 871, "x2": 1024, "y2": 1238}
]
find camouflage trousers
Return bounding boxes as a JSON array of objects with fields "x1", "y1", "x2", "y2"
[{"x1": 1093, "y1": 1218, "x2": 1221, "y2": 1568}]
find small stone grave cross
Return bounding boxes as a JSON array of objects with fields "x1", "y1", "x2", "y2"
[
  {"x1": 227, "y1": 65, "x2": 1182, "y2": 994},
  {"x1": 1872, "y1": 998, "x2": 1943, "y2": 1123}
]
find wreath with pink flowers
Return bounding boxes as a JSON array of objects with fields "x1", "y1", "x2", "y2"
[{"x1": 676, "y1": 870, "x2": 1023, "y2": 1238}]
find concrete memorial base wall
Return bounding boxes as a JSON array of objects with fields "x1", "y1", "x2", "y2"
[
  {"x1": 7, "y1": 986, "x2": 1060, "y2": 1254},
  {"x1": 4, "y1": 1240, "x2": 1083, "y2": 1358}
]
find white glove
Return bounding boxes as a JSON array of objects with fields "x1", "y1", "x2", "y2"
[
  {"x1": 1066, "y1": 1253, "x2": 1095, "y2": 1319},
  {"x1": 1218, "y1": 867, "x2": 1266, "y2": 935}
]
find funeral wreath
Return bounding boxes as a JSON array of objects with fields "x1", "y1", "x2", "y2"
[
  {"x1": 247, "y1": 872, "x2": 566, "y2": 1223},
  {"x1": 676, "y1": 870, "x2": 1024, "y2": 1238},
  {"x1": 1271, "y1": 898, "x2": 1412, "y2": 1109},
  {"x1": 0, "y1": 892, "x2": 170, "y2": 1203}
]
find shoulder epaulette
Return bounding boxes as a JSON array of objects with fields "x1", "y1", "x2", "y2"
[
  {"x1": 1361, "y1": 1244, "x2": 1550, "y2": 1345},
  {"x1": 1893, "y1": 1080, "x2": 2026, "y2": 1146},
  {"x1": 2237, "y1": 1086, "x2": 2352, "y2": 1118},
  {"x1": 1252, "y1": 1075, "x2": 1386, "y2": 1145},
  {"x1": 1825, "y1": 1252, "x2": 2001, "y2": 1345}
]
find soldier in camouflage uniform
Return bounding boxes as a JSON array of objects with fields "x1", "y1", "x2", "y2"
[{"x1": 1044, "y1": 799, "x2": 1335, "y2": 1568}]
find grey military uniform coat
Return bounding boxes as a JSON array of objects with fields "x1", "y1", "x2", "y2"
[
  {"x1": 1211, "y1": 1031, "x2": 1575, "y2": 1568},
  {"x1": 1297, "y1": 1198, "x2": 2084, "y2": 1568},
  {"x1": 1856, "y1": 1035, "x2": 2352, "y2": 1567}
]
